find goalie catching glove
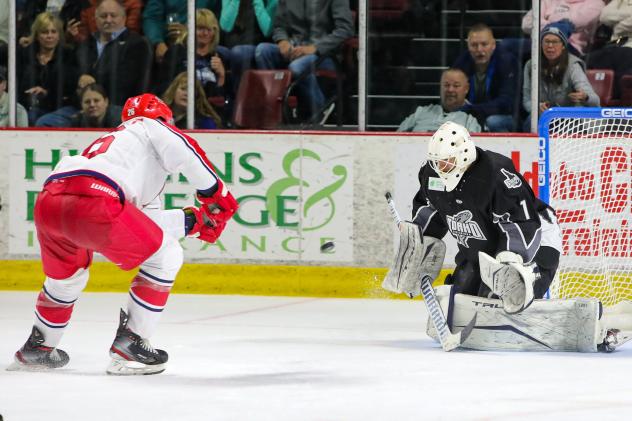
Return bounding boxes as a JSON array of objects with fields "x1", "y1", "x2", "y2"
[
  {"x1": 382, "y1": 221, "x2": 446, "y2": 298},
  {"x1": 478, "y1": 251, "x2": 539, "y2": 314},
  {"x1": 185, "y1": 180, "x2": 238, "y2": 243}
]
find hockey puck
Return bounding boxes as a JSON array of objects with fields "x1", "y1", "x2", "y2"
[{"x1": 320, "y1": 241, "x2": 335, "y2": 252}]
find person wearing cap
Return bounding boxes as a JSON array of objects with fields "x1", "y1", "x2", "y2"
[
  {"x1": 522, "y1": 21, "x2": 599, "y2": 131},
  {"x1": 0, "y1": 66, "x2": 29, "y2": 127}
]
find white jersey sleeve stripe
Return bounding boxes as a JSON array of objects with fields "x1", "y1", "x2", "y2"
[{"x1": 156, "y1": 120, "x2": 220, "y2": 187}]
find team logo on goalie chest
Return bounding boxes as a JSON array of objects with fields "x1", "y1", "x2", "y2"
[{"x1": 446, "y1": 210, "x2": 486, "y2": 247}]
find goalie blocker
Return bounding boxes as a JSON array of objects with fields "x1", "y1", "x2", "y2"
[{"x1": 426, "y1": 286, "x2": 631, "y2": 352}]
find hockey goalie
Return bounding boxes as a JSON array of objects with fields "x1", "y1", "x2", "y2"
[{"x1": 383, "y1": 121, "x2": 630, "y2": 352}]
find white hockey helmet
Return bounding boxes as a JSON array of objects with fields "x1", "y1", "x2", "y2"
[{"x1": 427, "y1": 121, "x2": 477, "y2": 192}]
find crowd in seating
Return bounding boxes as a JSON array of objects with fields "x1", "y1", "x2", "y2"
[
  {"x1": 0, "y1": 0, "x2": 630, "y2": 132},
  {"x1": 399, "y1": 0, "x2": 632, "y2": 133},
  {"x1": 0, "y1": 0, "x2": 352, "y2": 129}
]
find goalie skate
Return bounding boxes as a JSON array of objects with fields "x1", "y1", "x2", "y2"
[
  {"x1": 106, "y1": 309, "x2": 168, "y2": 376},
  {"x1": 598, "y1": 329, "x2": 632, "y2": 352},
  {"x1": 7, "y1": 326, "x2": 69, "y2": 371}
]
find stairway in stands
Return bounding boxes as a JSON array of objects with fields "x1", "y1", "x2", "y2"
[{"x1": 364, "y1": 0, "x2": 530, "y2": 131}]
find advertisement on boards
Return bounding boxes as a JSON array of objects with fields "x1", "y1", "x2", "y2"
[{"x1": 8, "y1": 131, "x2": 354, "y2": 262}]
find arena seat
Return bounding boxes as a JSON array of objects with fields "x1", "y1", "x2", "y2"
[
  {"x1": 618, "y1": 74, "x2": 632, "y2": 106},
  {"x1": 586, "y1": 69, "x2": 617, "y2": 106},
  {"x1": 232, "y1": 70, "x2": 292, "y2": 129},
  {"x1": 369, "y1": 0, "x2": 412, "y2": 27}
]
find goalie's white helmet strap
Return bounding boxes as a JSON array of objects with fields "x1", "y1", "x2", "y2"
[{"x1": 428, "y1": 121, "x2": 477, "y2": 192}]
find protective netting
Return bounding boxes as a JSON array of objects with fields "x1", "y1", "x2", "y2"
[{"x1": 546, "y1": 117, "x2": 632, "y2": 307}]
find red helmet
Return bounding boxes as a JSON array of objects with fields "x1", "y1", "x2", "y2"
[{"x1": 121, "y1": 93, "x2": 174, "y2": 124}]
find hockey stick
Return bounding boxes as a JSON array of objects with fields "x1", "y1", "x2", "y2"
[{"x1": 385, "y1": 192, "x2": 476, "y2": 351}]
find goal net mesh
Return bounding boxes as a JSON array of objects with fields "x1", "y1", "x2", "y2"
[{"x1": 545, "y1": 116, "x2": 632, "y2": 307}]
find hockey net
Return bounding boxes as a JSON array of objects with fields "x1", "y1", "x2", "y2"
[{"x1": 539, "y1": 108, "x2": 632, "y2": 309}]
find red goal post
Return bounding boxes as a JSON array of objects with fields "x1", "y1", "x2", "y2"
[{"x1": 538, "y1": 107, "x2": 632, "y2": 308}]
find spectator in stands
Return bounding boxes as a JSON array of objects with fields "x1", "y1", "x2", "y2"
[
  {"x1": 162, "y1": 71, "x2": 222, "y2": 129},
  {"x1": 0, "y1": 0, "x2": 8, "y2": 66},
  {"x1": 142, "y1": 0, "x2": 218, "y2": 64},
  {"x1": 254, "y1": 0, "x2": 353, "y2": 121},
  {"x1": 157, "y1": 8, "x2": 226, "y2": 98},
  {"x1": 69, "y1": 83, "x2": 122, "y2": 127},
  {"x1": 35, "y1": 81, "x2": 83, "y2": 127},
  {"x1": 453, "y1": 23, "x2": 517, "y2": 132},
  {"x1": 76, "y1": 0, "x2": 152, "y2": 106},
  {"x1": 397, "y1": 68, "x2": 481, "y2": 133},
  {"x1": 16, "y1": 0, "x2": 83, "y2": 47},
  {"x1": 586, "y1": 0, "x2": 632, "y2": 102},
  {"x1": 0, "y1": 66, "x2": 29, "y2": 127},
  {"x1": 73, "y1": 0, "x2": 143, "y2": 44},
  {"x1": 521, "y1": 0, "x2": 605, "y2": 57},
  {"x1": 599, "y1": 0, "x2": 632, "y2": 47},
  {"x1": 17, "y1": 11, "x2": 78, "y2": 125},
  {"x1": 219, "y1": 0, "x2": 278, "y2": 98},
  {"x1": 522, "y1": 23, "x2": 599, "y2": 131}
]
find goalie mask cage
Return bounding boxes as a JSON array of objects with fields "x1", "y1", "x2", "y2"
[{"x1": 539, "y1": 107, "x2": 632, "y2": 308}]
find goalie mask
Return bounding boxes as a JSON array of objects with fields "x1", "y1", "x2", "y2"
[{"x1": 427, "y1": 121, "x2": 477, "y2": 192}]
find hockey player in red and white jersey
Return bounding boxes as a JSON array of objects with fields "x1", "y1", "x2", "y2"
[{"x1": 9, "y1": 93, "x2": 238, "y2": 375}]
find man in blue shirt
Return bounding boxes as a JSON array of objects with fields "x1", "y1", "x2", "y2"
[{"x1": 453, "y1": 23, "x2": 519, "y2": 132}]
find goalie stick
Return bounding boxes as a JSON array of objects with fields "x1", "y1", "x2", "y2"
[{"x1": 385, "y1": 192, "x2": 476, "y2": 351}]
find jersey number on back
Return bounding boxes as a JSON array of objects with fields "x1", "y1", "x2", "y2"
[
  {"x1": 82, "y1": 134, "x2": 115, "y2": 159},
  {"x1": 82, "y1": 124, "x2": 126, "y2": 159}
]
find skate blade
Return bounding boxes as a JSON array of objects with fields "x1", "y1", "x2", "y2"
[
  {"x1": 6, "y1": 360, "x2": 56, "y2": 372},
  {"x1": 106, "y1": 358, "x2": 165, "y2": 376}
]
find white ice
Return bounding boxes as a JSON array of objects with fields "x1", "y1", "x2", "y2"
[{"x1": 1, "y1": 291, "x2": 631, "y2": 421}]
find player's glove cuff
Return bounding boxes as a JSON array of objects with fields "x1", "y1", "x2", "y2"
[
  {"x1": 183, "y1": 206, "x2": 227, "y2": 243},
  {"x1": 196, "y1": 180, "x2": 238, "y2": 224}
]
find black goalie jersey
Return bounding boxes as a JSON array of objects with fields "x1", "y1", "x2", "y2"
[{"x1": 412, "y1": 147, "x2": 552, "y2": 265}]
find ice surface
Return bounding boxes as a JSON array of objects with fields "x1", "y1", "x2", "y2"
[{"x1": 1, "y1": 292, "x2": 631, "y2": 421}]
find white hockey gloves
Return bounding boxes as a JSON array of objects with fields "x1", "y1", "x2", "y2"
[
  {"x1": 479, "y1": 251, "x2": 538, "y2": 314},
  {"x1": 382, "y1": 221, "x2": 446, "y2": 298}
]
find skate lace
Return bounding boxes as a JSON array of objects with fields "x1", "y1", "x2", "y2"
[{"x1": 138, "y1": 338, "x2": 156, "y2": 354}]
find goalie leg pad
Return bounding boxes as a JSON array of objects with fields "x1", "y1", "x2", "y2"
[
  {"x1": 382, "y1": 222, "x2": 446, "y2": 297},
  {"x1": 478, "y1": 251, "x2": 536, "y2": 314},
  {"x1": 427, "y1": 286, "x2": 604, "y2": 352}
]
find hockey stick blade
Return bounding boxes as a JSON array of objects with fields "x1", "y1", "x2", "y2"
[{"x1": 385, "y1": 193, "x2": 474, "y2": 352}]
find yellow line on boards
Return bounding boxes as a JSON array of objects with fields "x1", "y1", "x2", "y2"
[{"x1": 0, "y1": 260, "x2": 450, "y2": 299}]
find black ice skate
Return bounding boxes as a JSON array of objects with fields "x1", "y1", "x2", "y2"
[
  {"x1": 7, "y1": 326, "x2": 69, "y2": 371},
  {"x1": 106, "y1": 309, "x2": 168, "y2": 375}
]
